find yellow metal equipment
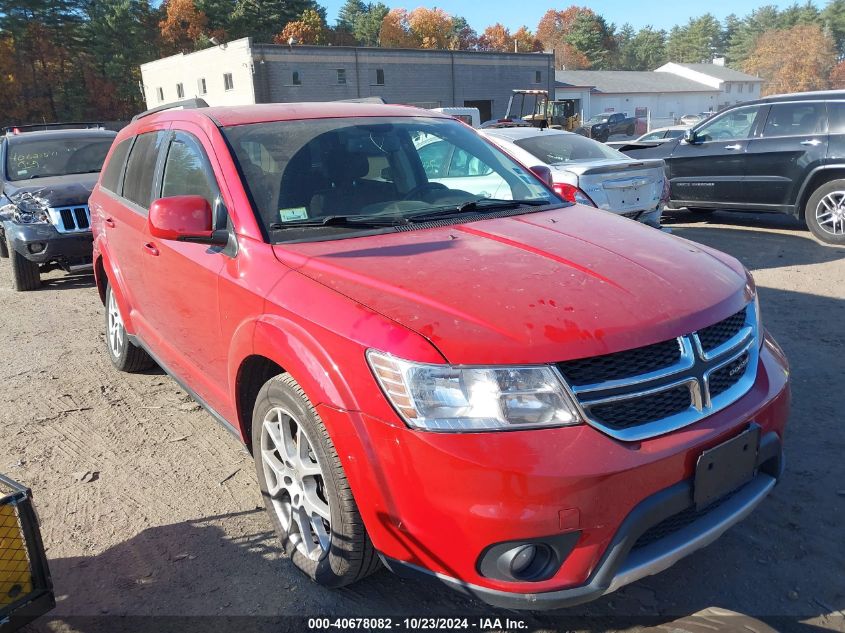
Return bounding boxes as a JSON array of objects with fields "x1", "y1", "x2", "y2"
[{"x1": 0, "y1": 475, "x2": 53, "y2": 632}]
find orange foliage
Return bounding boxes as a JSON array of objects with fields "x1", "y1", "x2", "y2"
[
  {"x1": 407, "y1": 7, "x2": 453, "y2": 49},
  {"x1": 275, "y1": 9, "x2": 328, "y2": 45},
  {"x1": 379, "y1": 8, "x2": 420, "y2": 48},
  {"x1": 744, "y1": 24, "x2": 836, "y2": 95},
  {"x1": 478, "y1": 23, "x2": 512, "y2": 51},
  {"x1": 159, "y1": 0, "x2": 208, "y2": 53},
  {"x1": 513, "y1": 26, "x2": 541, "y2": 52},
  {"x1": 829, "y1": 60, "x2": 845, "y2": 89}
]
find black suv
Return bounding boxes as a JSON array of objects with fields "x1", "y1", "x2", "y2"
[
  {"x1": 0, "y1": 126, "x2": 116, "y2": 289},
  {"x1": 621, "y1": 90, "x2": 845, "y2": 245}
]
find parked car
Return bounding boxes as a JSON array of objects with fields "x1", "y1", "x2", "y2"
[
  {"x1": 679, "y1": 112, "x2": 712, "y2": 126},
  {"x1": 481, "y1": 127, "x2": 667, "y2": 228},
  {"x1": 574, "y1": 112, "x2": 636, "y2": 142},
  {"x1": 91, "y1": 101, "x2": 789, "y2": 609},
  {"x1": 634, "y1": 125, "x2": 690, "y2": 143},
  {"x1": 620, "y1": 90, "x2": 845, "y2": 245},
  {"x1": 431, "y1": 107, "x2": 481, "y2": 128},
  {"x1": 0, "y1": 127, "x2": 116, "y2": 290}
]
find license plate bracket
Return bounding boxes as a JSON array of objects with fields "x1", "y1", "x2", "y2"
[{"x1": 694, "y1": 425, "x2": 760, "y2": 509}]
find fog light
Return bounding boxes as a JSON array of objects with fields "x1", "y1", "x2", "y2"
[
  {"x1": 27, "y1": 242, "x2": 45, "y2": 254},
  {"x1": 509, "y1": 544, "x2": 537, "y2": 575}
]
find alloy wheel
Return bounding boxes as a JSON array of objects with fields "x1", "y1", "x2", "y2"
[
  {"x1": 107, "y1": 288, "x2": 125, "y2": 358},
  {"x1": 260, "y1": 407, "x2": 332, "y2": 560},
  {"x1": 816, "y1": 192, "x2": 845, "y2": 236}
]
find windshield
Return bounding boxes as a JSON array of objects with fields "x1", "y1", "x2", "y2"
[
  {"x1": 587, "y1": 115, "x2": 611, "y2": 124},
  {"x1": 513, "y1": 133, "x2": 625, "y2": 164},
  {"x1": 223, "y1": 116, "x2": 558, "y2": 243},
  {"x1": 5, "y1": 136, "x2": 114, "y2": 181}
]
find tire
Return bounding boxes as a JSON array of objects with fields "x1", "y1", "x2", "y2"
[
  {"x1": 105, "y1": 283, "x2": 154, "y2": 372},
  {"x1": 626, "y1": 124, "x2": 635, "y2": 136},
  {"x1": 252, "y1": 373, "x2": 381, "y2": 587},
  {"x1": 0, "y1": 233, "x2": 8, "y2": 258},
  {"x1": 804, "y1": 179, "x2": 845, "y2": 246},
  {"x1": 599, "y1": 131, "x2": 610, "y2": 143},
  {"x1": 6, "y1": 233, "x2": 40, "y2": 291}
]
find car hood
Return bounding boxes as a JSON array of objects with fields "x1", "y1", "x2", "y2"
[
  {"x1": 2, "y1": 173, "x2": 99, "y2": 207},
  {"x1": 274, "y1": 206, "x2": 750, "y2": 365}
]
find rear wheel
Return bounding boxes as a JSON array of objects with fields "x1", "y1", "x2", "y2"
[
  {"x1": 626, "y1": 124, "x2": 635, "y2": 136},
  {"x1": 6, "y1": 233, "x2": 40, "y2": 291},
  {"x1": 253, "y1": 373, "x2": 381, "y2": 587},
  {"x1": 105, "y1": 283, "x2": 154, "y2": 372},
  {"x1": 805, "y1": 179, "x2": 845, "y2": 246}
]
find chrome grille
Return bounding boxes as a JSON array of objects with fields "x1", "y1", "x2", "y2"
[
  {"x1": 558, "y1": 304, "x2": 759, "y2": 442},
  {"x1": 47, "y1": 205, "x2": 91, "y2": 234}
]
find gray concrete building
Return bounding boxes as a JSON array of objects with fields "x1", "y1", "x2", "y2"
[{"x1": 140, "y1": 37, "x2": 554, "y2": 122}]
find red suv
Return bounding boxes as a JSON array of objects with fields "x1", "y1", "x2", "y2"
[{"x1": 90, "y1": 102, "x2": 789, "y2": 608}]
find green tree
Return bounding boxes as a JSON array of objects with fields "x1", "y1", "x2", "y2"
[
  {"x1": 726, "y1": 5, "x2": 782, "y2": 67},
  {"x1": 230, "y1": 0, "x2": 323, "y2": 43},
  {"x1": 337, "y1": 0, "x2": 365, "y2": 31},
  {"x1": 565, "y1": 11, "x2": 614, "y2": 69},
  {"x1": 822, "y1": 0, "x2": 845, "y2": 55},
  {"x1": 353, "y1": 2, "x2": 387, "y2": 46},
  {"x1": 666, "y1": 13, "x2": 723, "y2": 63},
  {"x1": 618, "y1": 26, "x2": 667, "y2": 70}
]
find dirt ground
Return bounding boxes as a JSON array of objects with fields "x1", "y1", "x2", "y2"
[{"x1": 1, "y1": 210, "x2": 843, "y2": 633}]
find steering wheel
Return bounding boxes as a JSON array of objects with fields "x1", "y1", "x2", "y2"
[{"x1": 402, "y1": 182, "x2": 449, "y2": 201}]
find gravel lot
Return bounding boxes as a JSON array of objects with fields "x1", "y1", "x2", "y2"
[{"x1": 2, "y1": 210, "x2": 843, "y2": 633}]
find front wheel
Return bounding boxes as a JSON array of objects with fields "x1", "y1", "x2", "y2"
[
  {"x1": 252, "y1": 373, "x2": 381, "y2": 587},
  {"x1": 805, "y1": 180, "x2": 845, "y2": 245},
  {"x1": 105, "y1": 283, "x2": 154, "y2": 372},
  {"x1": 6, "y1": 233, "x2": 39, "y2": 291}
]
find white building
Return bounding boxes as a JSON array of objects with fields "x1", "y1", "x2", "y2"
[
  {"x1": 655, "y1": 63, "x2": 764, "y2": 110},
  {"x1": 554, "y1": 64, "x2": 764, "y2": 127}
]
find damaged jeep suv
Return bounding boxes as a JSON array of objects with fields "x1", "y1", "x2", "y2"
[
  {"x1": 0, "y1": 126, "x2": 116, "y2": 290},
  {"x1": 92, "y1": 102, "x2": 789, "y2": 609}
]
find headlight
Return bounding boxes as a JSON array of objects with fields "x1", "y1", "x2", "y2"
[
  {"x1": 9, "y1": 194, "x2": 50, "y2": 225},
  {"x1": 367, "y1": 351, "x2": 582, "y2": 432}
]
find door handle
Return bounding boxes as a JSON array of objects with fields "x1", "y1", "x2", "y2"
[
  {"x1": 800, "y1": 139, "x2": 823, "y2": 146},
  {"x1": 724, "y1": 144, "x2": 742, "y2": 150},
  {"x1": 104, "y1": 217, "x2": 116, "y2": 228},
  {"x1": 143, "y1": 242, "x2": 159, "y2": 256}
]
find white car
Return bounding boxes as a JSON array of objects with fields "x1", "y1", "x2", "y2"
[
  {"x1": 633, "y1": 125, "x2": 689, "y2": 143},
  {"x1": 480, "y1": 127, "x2": 667, "y2": 227}
]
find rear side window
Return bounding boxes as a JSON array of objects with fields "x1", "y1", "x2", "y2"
[
  {"x1": 762, "y1": 103, "x2": 826, "y2": 137},
  {"x1": 100, "y1": 138, "x2": 131, "y2": 194},
  {"x1": 123, "y1": 131, "x2": 166, "y2": 210},
  {"x1": 161, "y1": 133, "x2": 217, "y2": 209},
  {"x1": 827, "y1": 102, "x2": 845, "y2": 134}
]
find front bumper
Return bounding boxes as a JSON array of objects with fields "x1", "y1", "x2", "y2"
[
  {"x1": 323, "y1": 334, "x2": 790, "y2": 610},
  {"x1": 1, "y1": 222, "x2": 92, "y2": 267}
]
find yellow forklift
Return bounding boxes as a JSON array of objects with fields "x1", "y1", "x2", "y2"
[
  {"x1": 503, "y1": 89, "x2": 580, "y2": 131},
  {"x1": 0, "y1": 475, "x2": 53, "y2": 632}
]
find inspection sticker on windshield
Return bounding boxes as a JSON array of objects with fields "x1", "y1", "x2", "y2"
[{"x1": 279, "y1": 207, "x2": 309, "y2": 222}]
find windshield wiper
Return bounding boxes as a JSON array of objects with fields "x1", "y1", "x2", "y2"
[
  {"x1": 406, "y1": 198, "x2": 552, "y2": 223},
  {"x1": 268, "y1": 214, "x2": 409, "y2": 230}
]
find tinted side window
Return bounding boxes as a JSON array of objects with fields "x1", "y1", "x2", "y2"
[
  {"x1": 696, "y1": 105, "x2": 763, "y2": 142},
  {"x1": 827, "y1": 102, "x2": 845, "y2": 134},
  {"x1": 100, "y1": 138, "x2": 131, "y2": 194},
  {"x1": 161, "y1": 134, "x2": 217, "y2": 208},
  {"x1": 123, "y1": 131, "x2": 166, "y2": 210},
  {"x1": 763, "y1": 103, "x2": 826, "y2": 137}
]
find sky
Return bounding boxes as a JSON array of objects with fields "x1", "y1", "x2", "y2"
[{"x1": 320, "y1": 0, "x2": 823, "y2": 32}]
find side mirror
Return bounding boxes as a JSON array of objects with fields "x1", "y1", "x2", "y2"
[
  {"x1": 684, "y1": 129, "x2": 698, "y2": 144},
  {"x1": 148, "y1": 195, "x2": 226, "y2": 244},
  {"x1": 529, "y1": 165, "x2": 554, "y2": 188}
]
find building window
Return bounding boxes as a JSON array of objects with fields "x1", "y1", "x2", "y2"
[
  {"x1": 336, "y1": 69, "x2": 346, "y2": 85},
  {"x1": 375, "y1": 68, "x2": 385, "y2": 86},
  {"x1": 738, "y1": 83, "x2": 743, "y2": 93},
  {"x1": 223, "y1": 72, "x2": 234, "y2": 91},
  {"x1": 176, "y1": 83, "x2": 185, "y2": 99},
  {"x1": 725, "y1": 82, "x2": 731, "y2": 93},
  {"x1": 156, "y1": 87, "x2": 164, "y2": 102},
  {"x1": 198, "y1": 78, "x2": 207, "y2": 95},
  {"x1": 292, "y1": 71, "x2": 301, "y2": 85},
  {"x1": 534, "y1": 70, "x2": 542, "y2": 84}
]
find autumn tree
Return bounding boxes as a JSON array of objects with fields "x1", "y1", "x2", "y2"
[
  {"x1": 823, "y1": 0, "x2": 845, "y2": 55},
  {"x1": 379, "y1": 8, "x2": 419, "y2": 48},
  {"x1": 231, "y1": 0, "x2": 323, "y2": 43},
  {"x1": 406, "y1": 7, "x2": 452, "y2": 49},
  {"x1": 159, "y1": 0, "x2": 208, "y2": 53},
  {"x1": 537, "y1": 7, "x2": 615, "y2": 69},
  {"x1": 744, "y1": 24, "x2": 836, "y2": 95},
  {"x1": 831, "y1": 60, "x2": 845, "y2": 89},
  {"x1": 275, "y1": 8, "x2": 327, "y2": 44},
  {"x1": 478, "y1": 23, "x2": 511, "y2": 51},
  {"x1": 513, "y1": 26, "x2": 541, "y2": 52},
  {"x1": 449, "y1": 16, "x2": 478, "y2": 50}
]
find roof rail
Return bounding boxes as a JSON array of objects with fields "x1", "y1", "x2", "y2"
[
  {"x1": 131, "y1": 98, "x2": 210, "y2": 122},
  {"x1": 334, "y1": 96, "x2": 387, "y2": 104},
  {"x1": 2, "y1": 122, "x2": 105, "y2": 135}
]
